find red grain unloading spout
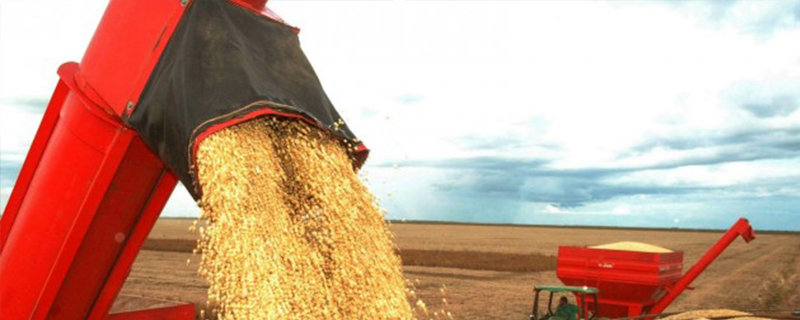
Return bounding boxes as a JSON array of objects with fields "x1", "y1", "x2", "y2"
[{"x1": 0, "y1": 1, "x2": 364, "y2": 319}]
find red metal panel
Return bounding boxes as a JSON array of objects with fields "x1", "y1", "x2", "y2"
[
  {"x1": 80, "y1": 0, "x2": 186, "y2": 117},
  {"x1": 0, "y1": 62, "x2": 181, "y2": 320},
  {"x1": 560, "y1": 248, "x2": 683, "y2": 284},
  {"x1": 86, "y1": 171, "x2": 178, "y2": 320},
  {"x1": 105, "y1": 304, "x2": 195, "y2": 320},
  {"x1": 46, "y1": 139, "x2": 176, "y2": 320},
  {"x1": 0, "y1": 64, "x2": 133, "y2": 319},
  {"x1": 0, "y1": 77, "x2": 69, "y2": 252}
]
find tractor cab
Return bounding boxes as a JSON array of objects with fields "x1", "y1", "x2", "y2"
[{"x1": 529, "y1": 285, "x2": 600, "y2": 320}]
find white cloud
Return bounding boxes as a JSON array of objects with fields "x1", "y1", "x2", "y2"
[
  {"x1": 0, "y1": 2, "x2": 106, "y2": 100},
  {"x1": 0, "y1": 101, "x2": 45, "y2": 161},
  {"x1": 0, "y1": 186, "x2": 10, "y2": 213},
  {"x1": 272, "y1": 0, "x2": 800, "y2": 168},
  {"x1": 0, "y1": 1, "x2": 798, "y2": 229},
  {"x1": 611, "y1": 205, "x2": 631, "y2": 215},
  {"x1": 544, "y1": 204, "x2": 568, "y2": 214}
]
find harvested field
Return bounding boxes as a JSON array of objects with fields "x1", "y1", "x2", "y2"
[
  {"x1": 113, "y1": 219, "x2": 800, "y2": 319},
  {"x1": 399, "y1": 249, "x2": 556, "y2": 273},
  {"x1": 142, "y1": 238, "x2": 557, "y2": 273},
  {"x1": 142, "y1": 238, "x2": 197, "y2": 253}
]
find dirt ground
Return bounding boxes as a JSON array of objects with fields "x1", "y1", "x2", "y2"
[{"x1": 111, "y1": 219, "x2": 800, "y2": 319}]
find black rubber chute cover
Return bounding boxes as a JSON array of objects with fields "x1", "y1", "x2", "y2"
[{"x1": 129, "y1": 0, "x2": 365, "y2": 199}]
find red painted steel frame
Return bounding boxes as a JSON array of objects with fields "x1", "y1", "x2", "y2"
[
  {"x1": 0, "y1": 62, "x2": 183, "y2": 320},
  {"x1": 79, "y1": 0, "x2": 186, "y2": 118},
  {"x1": 0, "y1": 1, "x2": 188, "y2": 320},
  {"x1": 647, "y1": 218, "x2": 755, "y2": 317},
  {"x1": 0, "y1": 1, "x2": 297, "y2": 319},
  {"x1": 106, "y1": 304, "x2": 195, "y2": 320}
]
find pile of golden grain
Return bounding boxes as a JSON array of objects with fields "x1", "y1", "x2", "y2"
[
  {"x1": 195, "y1": 117, "x2": 411, "y2": 319},
  {"x1": 589, "y1": 241, "x2": 673, "y2": 253},
  {"x1": 662, "y1": 309, "x2": 773, "y2": 320}
]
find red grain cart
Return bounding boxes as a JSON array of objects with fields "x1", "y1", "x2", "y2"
[{"x1": 555, "y1": 218, "x2": 755, "y2": 319}]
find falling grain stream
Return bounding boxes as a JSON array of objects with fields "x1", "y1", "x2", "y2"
[{"x1": 195, "y1": 118, "x2": 411, "y2": 319}]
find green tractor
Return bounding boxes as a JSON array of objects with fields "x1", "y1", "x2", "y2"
[{"x1": 529, "y1": 285, "x2": 602, "y2": 320}]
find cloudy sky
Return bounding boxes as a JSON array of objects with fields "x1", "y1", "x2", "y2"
[{"x1": 1, "y1": 1, "x2": 799, "y2": 231}]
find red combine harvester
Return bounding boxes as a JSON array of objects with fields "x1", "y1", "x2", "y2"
[
  {"x1": 0, "y1": 1, "x2": 368, "y2": 319},
  {"x1": 550, "y1": 218, "x2": 756, "y2": 319}
]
